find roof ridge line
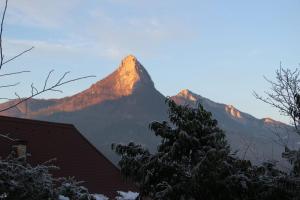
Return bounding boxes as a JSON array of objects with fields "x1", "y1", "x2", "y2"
[{"x1": 0, "y1": 116, "x2": 73, "y2": 128}]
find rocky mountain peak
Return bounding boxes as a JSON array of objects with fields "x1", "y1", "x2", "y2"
[
  {"x1": 178, "y1": 89, "x2": 198, "y2": 102},
  {"x1": 21, "y1": 55, "x2": 157, "y2": 115},
  {"x1": 112, "y1": 55, "x2": 154, "y2": 95},
  {"x1": 119, "y1": 54, "x2": 138, "y2": 68}
]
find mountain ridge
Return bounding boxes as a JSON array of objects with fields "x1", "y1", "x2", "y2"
[
  {"x1": 0, "y1": 55, "x2": 156, "y2": 117},
  {"x1": 175, "y1": 89, "x2": 283, "y2": 125},
  {"x1": 0, "y1": 55, "x2": 298, "y2": 165}
]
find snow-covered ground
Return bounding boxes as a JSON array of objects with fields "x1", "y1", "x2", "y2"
[{"x1": 58, "y1": 191, "x2": 138, "y2": 200}]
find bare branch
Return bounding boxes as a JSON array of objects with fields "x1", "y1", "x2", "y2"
[
  {"x1": 49, "y1": 88, "x2": 63, "y2": 93},
  {"x1": 14, "y1": 92, "x2": 20, "y2": 98},
  {"x1": 54, "y1": 74, "x2": 94, "y2": 87},
  {"x1": 43, "y1": 69, "x2": 54, "y2": 90},
  {"x1": 0, "y1": 70, "x2": 30, "y2": 77},
  {"x1": 56, "y1": 71, "x2": 70, "y2": 85},
  {"x1": 31, "y1": 83, "x2": 38, "y2": 96},
  {"x1": 2, "y1": 46, "x2": 34, "y2": 66},
  {"x1": 0, "y1": 82, "x2": 19, "y2": 88},
  {"x1": 254, "y1": 65, "x2": 300, "y2": 136},
  {"x1": 0, "y1": 0, "x2": 8, "y2": 69},
  {"x1": 0, "y1": 71, "x2": 95, "y2": 113},
  {"x1": 0, "y1": 0, "x2": 33, "y2": 69}
]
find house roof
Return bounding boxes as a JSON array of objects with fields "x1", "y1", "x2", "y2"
[{"x1": 0, "y1": 116, "x2": 135, "y2": 198}]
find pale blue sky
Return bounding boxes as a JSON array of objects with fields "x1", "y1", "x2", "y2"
[{"x1": 1, "y1": 0, "x2": 299, "y2": 123}]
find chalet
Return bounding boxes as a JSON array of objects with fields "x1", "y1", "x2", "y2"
[{"x1": 0, "y1": 116, "x2": 134, "y2": 198}]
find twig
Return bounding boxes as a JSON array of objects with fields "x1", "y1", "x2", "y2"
[
  {"x1": 0, "y1": 70, "x2": 30, "y2": 77},
  {"x1": 0, "y1": 0, "x2": 8, "y2": 69},
  {"x1": 2, "y1": 46, "x2": 34, "y2": 66},
  {"x1": 0, "y1": 82, "x2": 19, "y2": 88},
  {"x1": 43, "y1": 69, "x2": 54, "y2": 90},
  {"x1": 254, "y1": 66, "x2": 300, "y2": 136},
  {"x1": 31, "y1": 83, "x2": 38, "y2": 96}
]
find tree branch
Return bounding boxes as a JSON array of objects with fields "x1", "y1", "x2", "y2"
[
  {"x1": 0, "y1": 71, "x2": 95, "y2": 113},
  {"x1": 254, "y1": 65, "x2": 300, "y2": 136},
  {"x1": 0, "y1": 0, "x2": 8, "y2": 69},
  {"x1": 0, "y1": 82, "x2": 19, "y2": 89},
  {"x1": 0, "y1": 70, "x2": 30, "y2": 77},
  {"x1": 2, "y1": 46, "x2": 34, "y2": 67}
]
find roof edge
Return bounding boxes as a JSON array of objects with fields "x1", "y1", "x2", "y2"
[{"x1": 0, "y1": 116, "x2": 74, "y2": 129}]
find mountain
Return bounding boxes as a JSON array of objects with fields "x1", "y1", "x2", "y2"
[
  {"x1": 1, "y1": 55, "x2": 299, "y2": 165},
  {"x1": 33, "y1": 55, "x2": 156, "y2": 115},
  {"x1": 171, "y1": 89, "x2": 300, "y2": 165},
  {"x1": 1, "y1": 55, "x2": 168, "y2": 163}
]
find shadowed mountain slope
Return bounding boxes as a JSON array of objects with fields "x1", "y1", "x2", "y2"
[{"x1": 171, "y1": 89, "x2": 300, "y2": 165}]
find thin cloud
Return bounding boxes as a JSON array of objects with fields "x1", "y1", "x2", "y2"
[
  {"x1": 5, "y1": 39, "x2": 87, "y2": 57},
  {"x1": 4, "y1": 0, "x2": 197, "y2": 60},
  {"x1": 6, "y1": 0, "x2": 82, "y2": 28},
  {"x1": 81, "y1": 8, "x2": 195, "y2": 59}
]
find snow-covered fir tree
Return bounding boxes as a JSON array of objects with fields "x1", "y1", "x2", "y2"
[
  {"x1": 113, "y1": 99, "x2": 300, "y2": 200},
  {"x1": 0, "y1": 153, "x2": 96, "y2": 200}
]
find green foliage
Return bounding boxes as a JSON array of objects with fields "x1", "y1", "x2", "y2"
[{"x1": 113, "y1": 99, "x2": 300, "y2": 200}]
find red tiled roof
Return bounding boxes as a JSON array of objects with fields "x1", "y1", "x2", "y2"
[{"x1": 0, "y1": 116, "x2": 135, "y2": 198}]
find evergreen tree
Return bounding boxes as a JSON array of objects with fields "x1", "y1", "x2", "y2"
[
  {"x1": 113, "y1": 99, "x2": 300, "y2": 200},
  {"x1": 114, "y1": 99, "x2": 238, "y2": 199}
]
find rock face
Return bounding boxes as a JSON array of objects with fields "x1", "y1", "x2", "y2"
[
  {"x1": 225, "y1": 105, "x2": 242, "y2": 119},
  {"x1": 112, "y1": 54, "x2": 154, "y2": 94},
  {"x1": 1, "y1": 55, "x2": 299, "y2": 165}
]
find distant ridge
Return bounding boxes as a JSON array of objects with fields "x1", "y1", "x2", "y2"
[
  {"x1": 171, "y1": 89, "x2": 300, "y2": 165},
  {"x1": 174, "y1": 89, "x2": 280, "y2": 124}
]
